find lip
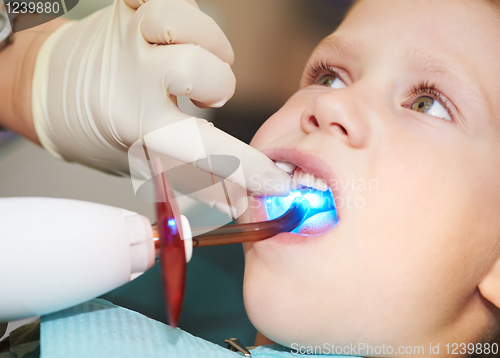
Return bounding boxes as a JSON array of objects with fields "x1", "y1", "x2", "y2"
[
  {"x1": 262, "y1": 147, "x2": 341, "y2": 207},
  {"x1": 252, "y1": 147, "x2": 341, "y2": 246}
]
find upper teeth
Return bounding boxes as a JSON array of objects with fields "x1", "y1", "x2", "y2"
[
  {"x1": 292, "y1": 168, "x2": 329, "y2": 192},
  {"x1": 274, "y1": 161, "x2": 297, "y2": 174}
]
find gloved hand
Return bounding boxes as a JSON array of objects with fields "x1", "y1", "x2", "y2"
[{"x1": 32, "y1": 0, "x2": 291, "y2": 196}]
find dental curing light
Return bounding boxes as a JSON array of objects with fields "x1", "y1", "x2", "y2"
[
  {"x1": 266, "y1": 189, "x2": 338, "y2": 230},
  {"x1": 153, "y1": 172, "x2": 321, "y2": 327},
  {"x1": 0, "y1": 178, "x2": 333, "y2": 328}
]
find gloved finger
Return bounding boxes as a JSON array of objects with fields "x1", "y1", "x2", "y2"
[
  {"x1": 183, "y1": 0, "x2": 199, "y2": 9},
  {"x1": 123, "y1": 0, "x2": 145, "y2": 9},
  {"x1": 124, "y1": 0, "x2": 200, "y2": 11},
  {"x1": 195, "y1": 119, "x2": 292, "y2": 196},
  {"x1": 130, "y1": 146, "x2": 248, "y2": 219},
  {"x1": 190, "y1": 99, "x2": 210, "y2": 109},
  {"x1": 161, "y1": 156, "x2": 249, "y2": 219},
  {"x1": 137, "y1": 0, "x2": 234, "y2": 65},
  {"x1": 140, "y1": 114, "x2": 291, "y2": 196},
  {"x1": 144, "y1": 44, "x2": 235, "y2": 108}
]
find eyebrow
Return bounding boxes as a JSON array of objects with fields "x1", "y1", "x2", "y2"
[{"x1": 405, "y1": 49, "x2": 491, "y2": 120}]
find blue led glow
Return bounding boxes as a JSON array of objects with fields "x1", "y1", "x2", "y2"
[
  {"x1": 266, "y1": 189, "x2": 337, "y2": 221},
  {"x1": 167, "y1": 219, "x2": 176, "y2": 227},
  {"x1": 167, "y1": 218, "x2": 178, "y2": 234}
]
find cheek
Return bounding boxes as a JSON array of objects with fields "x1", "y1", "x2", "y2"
[
  {"x1": 366, "y1": 135, "x2": 500, "y2": 310},
  {"x1": 250, "y1": 111, "x2": 296, "y2": 149},
  {"x1": 250, "y1": 93, "x2": 312, "y2": 149}
]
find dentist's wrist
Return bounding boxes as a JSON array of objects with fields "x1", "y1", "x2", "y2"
[{"x1": 0, "y1": 15, "x2": 67, "y2": 144}]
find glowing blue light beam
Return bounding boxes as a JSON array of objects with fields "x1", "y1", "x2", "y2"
[
  {"x1": 266, "y1": 189, "x2": 337, "y2": 221},
  {"x1": 167, "y1": 218, "x2": 178, "y2": 235}
]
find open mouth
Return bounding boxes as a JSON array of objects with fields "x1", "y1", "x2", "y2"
[{"x1": 266, "y1": 166, "x2": 339, "y2": 236}]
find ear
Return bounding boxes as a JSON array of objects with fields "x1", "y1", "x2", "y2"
[{"x1": 479, "y1": 257, "x2": 500, "y2": 309}]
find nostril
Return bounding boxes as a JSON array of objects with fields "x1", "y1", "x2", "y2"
[
  {"x1": 309, "y1": 116, "x2": 319, "y2": 127},
  {"x1": 331, "y1": 123, "x2": 348, "y2": 136},
  {"x1": 305, "y1": 114, "x2": 349, "y2": 137}
]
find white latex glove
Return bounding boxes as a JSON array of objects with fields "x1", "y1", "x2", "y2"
[{"x1": 32, "y1": 0, "x2": 291, "y2": 197}]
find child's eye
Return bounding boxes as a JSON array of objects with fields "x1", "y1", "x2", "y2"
[
  {"x1": 305, "y1": 61, "x2": 347, "y2": 89},
  {"x1": 317, "y1": 74, "x2": 347, "y2": 89},
  {"x1": 410, "y1": 96, "x2": 451, "y2": 121},
  {"x1": 406, "y1": 82, "x2": 454, "y2": 122}
]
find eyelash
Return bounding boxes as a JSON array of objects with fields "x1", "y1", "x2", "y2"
[
  {"x1": 408, "y1": 81, "x2": 454, "y2": 121},
  {"x1": 305, "y1": 60, "x2": 342, "y2": 85}
]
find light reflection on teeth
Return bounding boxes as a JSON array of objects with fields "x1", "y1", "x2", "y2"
[{"x1": 291, "y1": 168, "x2": 328, "y2": 192}]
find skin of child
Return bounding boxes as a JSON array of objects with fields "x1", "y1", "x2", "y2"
[{"x1": 242, "y1": 0, "x2": 500, "y2": 356}]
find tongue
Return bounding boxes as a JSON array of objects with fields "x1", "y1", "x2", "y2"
[{"x1": 296, "y1": 211, "x2": 338, "y2": 236}]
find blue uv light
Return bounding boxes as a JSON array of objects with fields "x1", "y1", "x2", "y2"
[
  {"x1": 167, "y1": 218, "x2": 178, "y2": 235},
  {"x1": 266, "y1": 189, "x2": 338, "y2": 222}
]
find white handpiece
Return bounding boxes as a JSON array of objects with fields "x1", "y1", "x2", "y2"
[{"x1": 0, "y1": 197, "x2": 157, "y2": 322}]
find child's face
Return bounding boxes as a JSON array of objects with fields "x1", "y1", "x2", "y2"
[{"x1": 243, "y1": 0, "x2": 500, "y2": 352}]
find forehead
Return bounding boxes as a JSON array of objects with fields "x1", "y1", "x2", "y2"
[
  {"x1": 344, "y1": 0, "x2": 500, "y2": 31},
  {"x1": 334, "y1": 0, "x2": 500, "y2": 68}
]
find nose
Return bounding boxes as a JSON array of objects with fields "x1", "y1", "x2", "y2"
[{"x1": 300, "y1": 87, "x2": 370, "y2": 148}]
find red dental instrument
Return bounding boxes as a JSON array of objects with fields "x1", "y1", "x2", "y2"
[{"x1": 153, "y1": 171, "x2": 314, "y2": 328}]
